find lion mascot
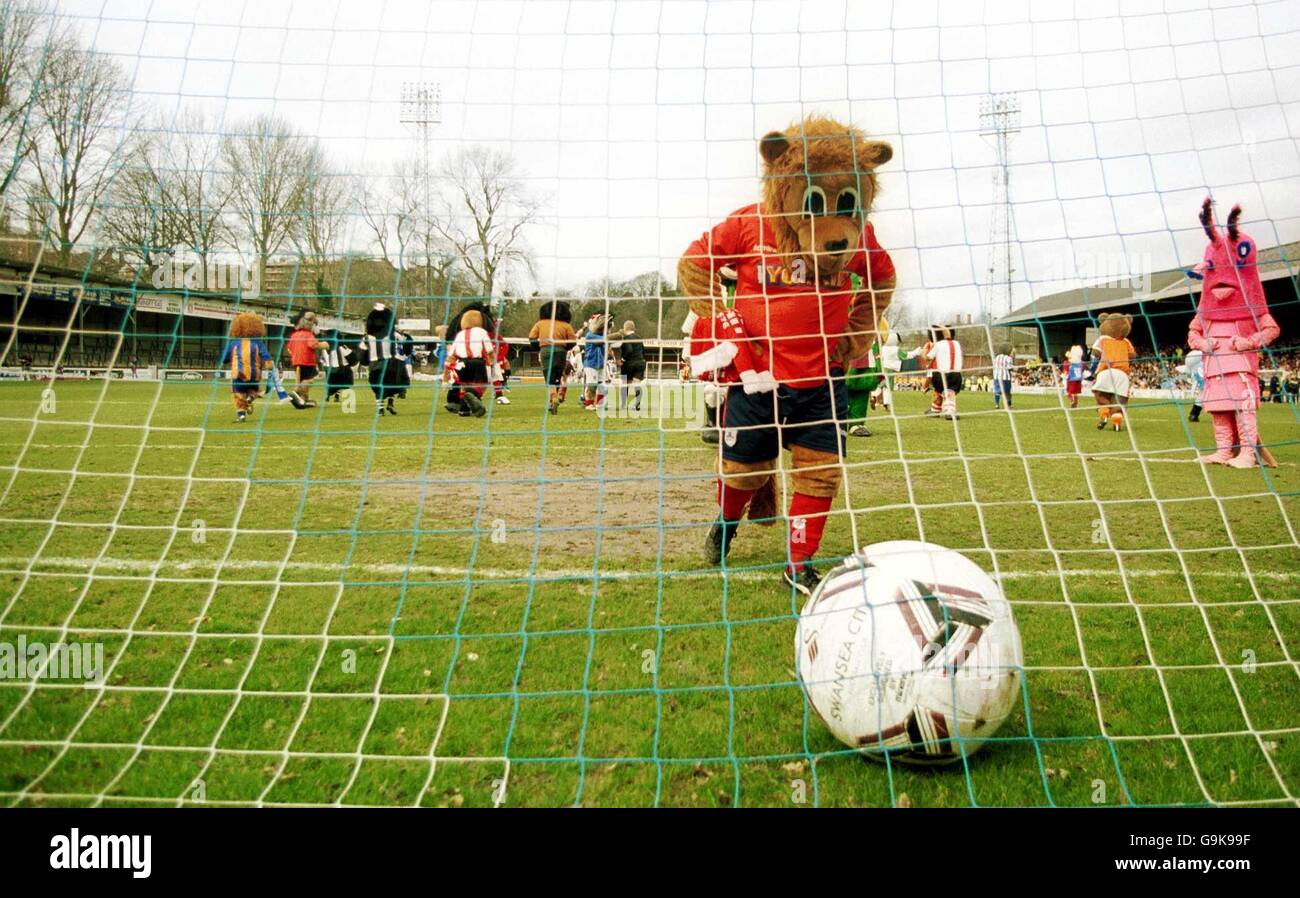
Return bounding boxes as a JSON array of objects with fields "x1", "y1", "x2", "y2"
[{"x1": 677, "y1": 115, "x2": 896, "y2": 593}]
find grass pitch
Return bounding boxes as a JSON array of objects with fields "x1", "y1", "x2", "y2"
[{"x1": 1, "y1": 377, "x2": 1298, "y2": 807}]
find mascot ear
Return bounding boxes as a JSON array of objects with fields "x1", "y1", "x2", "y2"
[
  {"x1": 759, "y1": 130, "x2": 790, "y2": 165},
  {"x1": 859, "y1": 139, "x2": 893, "y2": 169}
]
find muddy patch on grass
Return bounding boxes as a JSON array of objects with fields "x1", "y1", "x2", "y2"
[{"x1": 328, "y1": 455, "x2": 727, "y2": 561}]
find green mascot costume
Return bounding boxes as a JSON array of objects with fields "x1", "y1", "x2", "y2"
[{"x1": 844, "y1": 311, "x2": 888, "y2": 437}]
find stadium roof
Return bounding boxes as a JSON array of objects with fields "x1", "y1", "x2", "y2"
[
  {"x1": 994, "y1": 240, "x2": 1300, "y2": 328},
  {"x1": 0, "y1": 254, "x2": 367, "y2": 333}
]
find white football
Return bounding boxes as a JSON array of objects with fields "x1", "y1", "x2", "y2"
[{"x1": 794, "y1": 542, "x2": 1023, "y2": 765}]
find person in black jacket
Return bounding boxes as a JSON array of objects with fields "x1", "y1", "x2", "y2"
[{"x1": 616, "y1": 319, "x2": 646, "y2": 412}]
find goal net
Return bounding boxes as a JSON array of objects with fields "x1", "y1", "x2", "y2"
[{"x1": 0, "y1": 0, "x2": 1297, "y2": 808}]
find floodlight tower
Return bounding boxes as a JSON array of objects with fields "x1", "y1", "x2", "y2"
[
  {"x1": 979, "y1": 93, "x2": 1020, "y2": 322},
  {"x1": 399, "y1": 81, "x2": 442, "y2": 298}
]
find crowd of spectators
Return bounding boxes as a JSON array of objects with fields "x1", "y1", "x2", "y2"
[
  {"x1": 899, "y1": 343, "x2": 1300, "y2": 399},
  {"x1": 1010, "y1": 365, "x2": 1059, "y2": 387}
]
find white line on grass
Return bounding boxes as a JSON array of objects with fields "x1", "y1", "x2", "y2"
[
  {"x1": 5, "y1": 442, "x2": 1290, "y2": 464},
  {"x1": 4, "y1": 554, "x2": 1298, "y2": 582}
]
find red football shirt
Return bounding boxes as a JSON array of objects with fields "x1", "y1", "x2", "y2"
[
  {"x1": 287, "y1": 328, "x2": 318, "y2": 367},
  {"x1": 683, "y1": 203, "x2": 895, "y2": 387}
]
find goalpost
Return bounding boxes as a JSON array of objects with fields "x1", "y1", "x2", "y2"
[{"x1": 0, "y1": 0, "x2": 1297, "y2": 808}]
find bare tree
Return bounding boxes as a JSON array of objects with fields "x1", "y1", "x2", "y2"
[
  {"x1": 99, "y1": 109, "x2": 231, "y2": 277},
  {"x1": 359, "y1": 155, "x2": 457, "y2": 295},
  {"x1": 0, "y1": 0, "x2": 58, "y2": 202},
  {"x1": 220, "y1": 113, "x2": 311, "y2": 284},
  {"x1": 164, "y1": 108, "x2": 230, "y2": 281},
  {"x1": 294, "y1": 142, "x2": 349, "y2": 271},
  {"x1": 431, "y1": 145, "x2": 540, "y2": 300},
  {"x1": 586, "y1": 270, "x2": 670, "y2": 300},
  {"x1": 25, "y1": 32, "x2": 132, "y2": 263},
  {"x1": 359, "y1": 157, "x2": 424, "y2": 269},
  {"x1": 97, "y1": 127, "x2": 178, "y2": 269},
  {"x1": 884, "y1": 300, "x2": 926, "y2": 333}
]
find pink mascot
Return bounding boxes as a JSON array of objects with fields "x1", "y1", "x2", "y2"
[{"x1": 1187, "y1": 198, "x2": 1279, "y2": 468}]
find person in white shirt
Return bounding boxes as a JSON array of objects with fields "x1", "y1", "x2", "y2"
[
  {"x1": 992, "y1": 347, "x2": 1014, "y2": 410},
  {"x1": 924, "y1": 325, "x2": 963, "y2": 420},
  {"x1": 876, "y1": 330, "x2": 900, "y2": 412},
  {"x1": 1177, "y1": 348, "x2": 1205, "y2": 423}
]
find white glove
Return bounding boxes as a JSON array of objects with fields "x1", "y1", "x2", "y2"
[
  {"x1": 681, "y1": 310, "x2": 699, "y2": 337},
  {"x1": 739, "y1": 368, "x2": 777, "y2": 395}
]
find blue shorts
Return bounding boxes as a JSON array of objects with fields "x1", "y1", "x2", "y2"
[
  {"x1": 993, "y1": 378, "x2": 1012, "y2": 397},
  {"x1": 721, "y1": 379, "x2": 846, "y2": 463}
]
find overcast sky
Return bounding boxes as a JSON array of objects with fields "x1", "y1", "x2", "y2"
[{"x1": 60, "y1": 0, "x2": 1300, "y2": 321}]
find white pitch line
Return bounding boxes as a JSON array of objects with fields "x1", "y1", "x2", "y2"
[
  {"x1": 5, "y1": 553, "x2": 1298, "y2": 582},
  {"x1": 0, "y1": 439, "x2": 1249, "y2": 457}
]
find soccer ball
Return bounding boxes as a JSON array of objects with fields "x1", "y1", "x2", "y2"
[{"x1": 794, "y1": 541, "x2": 1023, "y2": 766}]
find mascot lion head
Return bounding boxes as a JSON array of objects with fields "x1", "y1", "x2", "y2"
[
  {"x1": 229, "y1": 312, "x2": 265, "y2": 339},
  {"x1": 678, "y1": 115, "x2": 893, "y2": 318},
  {"x1": 759, "y1": 115, "x2": 893, "y2": 279}
]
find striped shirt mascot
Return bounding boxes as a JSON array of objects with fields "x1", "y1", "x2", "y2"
[
  {"x1": 359, "y1": 303, "x2": 406, "y2": 417},
  {"x1": 443, "y1": 302, "x2": 496, "y2": 419},
  {"x1": 220, "y1": 312, "x2": 275, "y2": 423}
]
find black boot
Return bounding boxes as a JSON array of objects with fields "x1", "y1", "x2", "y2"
[
  {"x1": 701, "y1": 404, "x2": 720, "y2": 444},
  {"x1": 705, "y1": 519, "x2": 738, "y2": 565},
  {"x1": 782, "y1": 563, "x2": 822, "y2": 597},
  {"x1": 1189, "y1": 404, "x2": 1201, "y2": 423},
  {"x1": 463, "y1": 392, "x2": 486, "y2": 418}
]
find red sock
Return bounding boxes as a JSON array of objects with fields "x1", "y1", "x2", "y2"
[
  {"x1": 787, "y1": 493, "x2": 832, "y2": 567},
  {"x1": 718, "y1": 478, "x2": 755, "y2": 522}
]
